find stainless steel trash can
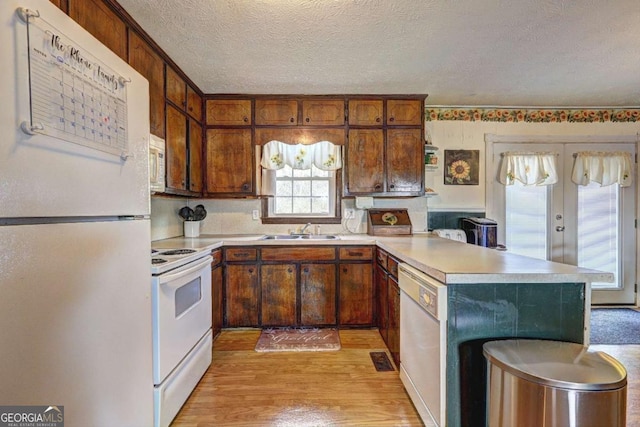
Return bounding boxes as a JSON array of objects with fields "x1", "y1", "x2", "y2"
[{"x1": 483, "y1": 339, "x2": 627, "y2": 427}]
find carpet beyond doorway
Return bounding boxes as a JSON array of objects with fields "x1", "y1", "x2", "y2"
[{"x1": 590, "y1": 308, "x2": 640, "y2": 344}]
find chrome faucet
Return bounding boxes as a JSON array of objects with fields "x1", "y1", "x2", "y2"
[{"x1": 299, "y1": 223, "x2": 312, "y2": 234}]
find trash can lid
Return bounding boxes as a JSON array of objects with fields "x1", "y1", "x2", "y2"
[{"x1": 483, "y1": 339, "x2": 627, "y2": 391}]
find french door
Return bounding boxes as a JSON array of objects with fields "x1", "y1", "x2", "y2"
[{"x1": 490, "y1": 141, "x2": 636, "y2": 305}]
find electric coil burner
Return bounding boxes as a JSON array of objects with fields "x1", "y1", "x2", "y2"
[
  {"x1": 151, "y1": 248, "x2": 209, "y2": 275},
  {"x1": 159, "y1": 249, "x2": 196, "y2": 256}
]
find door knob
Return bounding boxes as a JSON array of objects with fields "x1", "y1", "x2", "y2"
[{"x1": 556, "y1": 226, "x2": 565, "y2": 232}]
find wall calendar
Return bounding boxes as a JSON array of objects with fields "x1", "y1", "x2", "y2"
[{"x1": 19, "y1": 8, "x2": 130, "y2": 160}]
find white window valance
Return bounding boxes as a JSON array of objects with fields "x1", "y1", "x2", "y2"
[
  {"x1": 571, "y1": 151, "x2": 633, "y2": 187},
  {"x1": 260, "y1": 140, "x2": 342, "y2": 171},
  {"x1": 499, "y1": 151, "x2": 559, "y2": 186}
]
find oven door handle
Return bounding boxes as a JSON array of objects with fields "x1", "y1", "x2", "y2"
[{"x1": 159, "y1": 256, "x2": 212, "y2": 284}]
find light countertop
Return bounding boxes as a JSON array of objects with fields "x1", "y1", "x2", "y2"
[{"x1": 152, "y1": 233, "x2": 612, "y2": 285}]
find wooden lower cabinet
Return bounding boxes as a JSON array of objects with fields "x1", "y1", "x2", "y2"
[
  {"x1": 222, "y1": 245, "x2": 374, "y2": 328},
  {"x1": 211, "y1": 251, "x2": 223, "y2": 339},
  {"x1": 376, "y1": 248, "x2": 401, "y2": 365},
  {"x1": 375, "y1": 263, "x2": 389, "y2": 342},
  {"x1": 261, "y1": 264, "x2": 297, "y2": 326},
  {"x1": 301, "y1": 263, "x2": 337, "y2": 325},
  {"x1": 339, "y1": 263, "x2": 374, "y2": 326},
  {"x1": 387, "y1": 276, "x2": 400, "y2": 367},
  {"x1": 224, "y1": 264, "x2": 259, "y2": 327}
]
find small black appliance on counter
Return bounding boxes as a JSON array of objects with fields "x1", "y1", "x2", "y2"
[{"x1": 461, "y1": 217, "x2": 497, "y2": 248}]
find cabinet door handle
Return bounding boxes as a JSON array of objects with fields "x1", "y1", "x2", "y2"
[
  {"x1": 389, "y1": 117, "x2": 395, "y2": 122},
  {"x1": 343, "y1": 268, "x2": 348, "y2": 273},
  {"x1": 303, "y1": 267, "x2": 309, "y2": 273},
  {"x1": 290, "y1": 117, "x2": 295, "y2": 123},
  {"x1": 243, "y1": 116, "x2": 248, "y2": 122},
  {"x1": 305, "y1": 117, "x2": 310, "y2": 123},
  {"x1": 376, "y1": 117, "x2": 380, "y2": 122},
  {"x1": 374, "y1": 184, "x2": 382, "y2": 190},
  {"x1": 242, "y1": 183, "x2": 250, "y2": 191},
  {"x1": 248, "y1": 268, "x2": 254, "y2": 274},
  {"x1": 389, "y1": 184, "x2": 395, "y2": 189},
  {"x1": 288, "y1": 268, "x2": 293, "y2": 273}
]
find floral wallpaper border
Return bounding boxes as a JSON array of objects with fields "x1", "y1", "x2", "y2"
[{"x1": 426, "y1": 108, "x2": 640, "y2": 123}]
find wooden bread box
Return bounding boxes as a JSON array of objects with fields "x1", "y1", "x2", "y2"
[{"x1": 366, "y1": 209, "x2": 412, "y2": 236}]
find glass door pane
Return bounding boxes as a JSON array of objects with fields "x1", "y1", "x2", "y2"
[
  {"x1": 577, "y1": 182, "x2": 619, "y2": 288},
  {"x1": 505, "y1": 182, "x2": 548, "y2": 260}
]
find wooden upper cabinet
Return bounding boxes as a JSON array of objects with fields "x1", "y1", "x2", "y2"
[
  {"x1": 186, "y1": 86, "x2": 202, "y2": 122},
  {"x1": 255, "y1": 99, "x2": 298, "y2": 126},
  {"x1": 346, "y1": 129, "x2": 384, "y2": 194},
  {"x1": 386, "y1": 128, "x2": 423, "y2": 193},
  {"x1": 166, "y1": 67, "x2": 187, "y2": 109},
  {"x1": 188, "y1": 119, "x2": 203, "y2": 193},
  {"x1": 205, "y1": 128, "x2": 253, "y2": 194},
  {"x1": 302, "y1": 99, "x2": 345, "y2": 126},
  {"x1": 69, "y1": 0, "x2": 126, "y2": 60},
  {"x1": 128, "y1": 31, "x2": 165, "y2": 138},
  {"x1": 348, "y1": 100, "x2": 383, "y2": 126},
  {"x1": 165, "y1": 104, "x2": 187, "y2": 190},
  {"x1": 387, "y1": 99, "x2": 423, "y2": 126},
  {"x1": 206, "y1": 100, "x2": 252, "y2": 126},
  {"x1": 49, "y1": 0, "x2": 67, "y2": 12}
]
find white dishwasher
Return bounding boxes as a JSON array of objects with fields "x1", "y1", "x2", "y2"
[{"x1": 399, "y1": 263, "x2": 447, "y2": 427}]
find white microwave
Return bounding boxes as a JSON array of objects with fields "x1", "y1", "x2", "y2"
[{"x1": 149, "y1": 134, "x2": 166, "y2": 194}]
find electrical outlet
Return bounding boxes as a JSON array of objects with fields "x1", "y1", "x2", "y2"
[{"x1": 252, "y1": 209, "x2": 260, "y2": 220}]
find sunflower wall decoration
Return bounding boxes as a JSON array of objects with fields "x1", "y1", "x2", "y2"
[{"x1": 444, "y1": 150, "x2": 480, "y2": 185}]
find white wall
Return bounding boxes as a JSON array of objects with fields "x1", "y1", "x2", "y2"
[
  {"x1": 151, "y1": 112, "x2": 640, "y2": 241},
  {"x1": 425, "y1": 119, "x2": 640, "y2": 211}
]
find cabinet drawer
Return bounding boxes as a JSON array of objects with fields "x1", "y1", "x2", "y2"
[
  {"x1": 387, "y1": 256, "x2": 399, "y2": 278},
  {"x1": 339, "y1": 246, "x2": 373, "y2": 261},
  {"x1": 211, "y1": 249, "x2": 223, "y2": 266},
  {"x1": 262, "y1": 247, "x2": 335, "y2": 262},
  {"x1": 225, "y1": 248, "x2": 258, "y2": 262},
  {"x1": 376, "y1": 248, "x2": 388, "y2": 269}
]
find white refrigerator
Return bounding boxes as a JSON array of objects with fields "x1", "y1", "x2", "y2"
[{"x1": 0, "y1": 1, "x2": 153, "y2": 426}]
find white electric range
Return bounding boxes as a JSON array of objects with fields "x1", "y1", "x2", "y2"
[{"x1": 150, "y1": 247, "x2": 212, "y2": 427}]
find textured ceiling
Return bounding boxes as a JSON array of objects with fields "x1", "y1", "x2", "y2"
[{"x1": 116, "y1": 0, "x2": 640, "y2": 106}]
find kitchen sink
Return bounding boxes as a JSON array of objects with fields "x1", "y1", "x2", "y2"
[{"x1": 260, "y1": 234, "x2": 340, "y2": 240}]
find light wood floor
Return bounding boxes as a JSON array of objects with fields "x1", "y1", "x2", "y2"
[
  {"x1": 171, "y1": 329, "x2": 423, "y2": 426},
  {"x1": 172, "y1": 330, "x2": 640, "y2": 427}
]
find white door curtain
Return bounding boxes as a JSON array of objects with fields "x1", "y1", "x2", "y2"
[
  {"x1": 498, "y1": 151, "x2": 559, "y2": 186},
  {"x1": 571, "y1": 151, "x2": 633, "y2": 187}
]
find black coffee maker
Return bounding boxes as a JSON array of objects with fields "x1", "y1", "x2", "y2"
[{"x1": 461, "y1": 217, "x2": 497, "y2": 248}]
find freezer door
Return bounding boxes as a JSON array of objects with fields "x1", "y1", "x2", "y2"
[
  {"x1": 0, "y1": 220, "x2": 153, "y2": 426},
  {"x1": 0, "y1": 0, "x2": 150, "y2": 218}
]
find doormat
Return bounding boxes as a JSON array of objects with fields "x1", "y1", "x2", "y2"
[
  {"x1": 370, "y1": 351, "x2": 395, "y2": 372},
  {"x1": 255, "y1": 328, "x2": 341, "y2": 352},
  {"x1": 591, "y1": 308, "x2": 640, "y2": 344}
]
